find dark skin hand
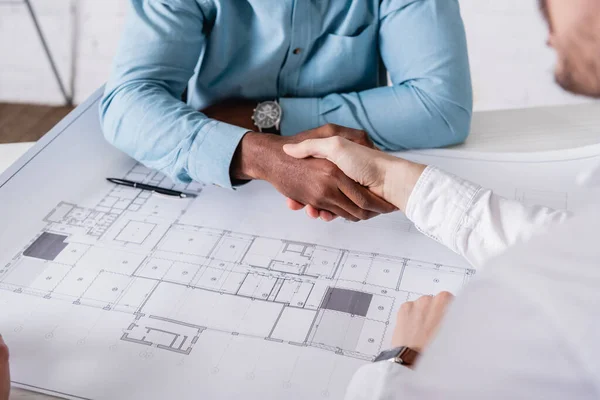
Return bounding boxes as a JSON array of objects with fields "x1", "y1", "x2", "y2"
[{"x1": 230, "y1": 124, "x2": 397, "y2": 222}]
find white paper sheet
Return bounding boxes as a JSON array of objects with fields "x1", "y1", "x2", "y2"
[{"x1": 1, "y1": 91, "x2": 599, "y2": 400}]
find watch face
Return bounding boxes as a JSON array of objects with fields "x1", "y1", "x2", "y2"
[{"x1": 254, "y1": 101, "x2": 281, "y2": 128}]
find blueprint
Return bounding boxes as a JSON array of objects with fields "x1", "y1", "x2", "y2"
[{"x1": 1, "y1": 92, "x2": 600, "y2": 399}]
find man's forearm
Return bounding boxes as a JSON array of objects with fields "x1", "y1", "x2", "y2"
[
  {"x1": 230, "y1": 132, "x2": 279, "y2": 181},
  {"x1": 101, "y1": 82, "x2": 249, "y2": 189},
  {"x1": 280, "y1": 87, "x2": 471, "y2": 151},
  {"x1": 100, "y1": 0, "x2": 251, "y2": 188}
]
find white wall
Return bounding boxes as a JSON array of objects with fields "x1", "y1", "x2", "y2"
[
  {"x1": 460, "y1": 0, "x2": 589, "y2": 110},
  {"x1": 0, "y1": 0, "x2": 592, "y2": 110},
  {"x1": 0, "y1": 0, "x2": 126, "y2": 105}
]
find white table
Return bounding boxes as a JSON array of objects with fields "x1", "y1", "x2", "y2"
[{"x1": 2, "y1": 102, "x2": 600, "y2": 400}]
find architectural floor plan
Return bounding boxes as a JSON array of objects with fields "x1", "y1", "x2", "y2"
[
  {"x1": 1, "y1": 163, "x2": 474, "y2": 366},
  {"x1": 1, "y1": 93, "x2": 598, "y2": 400}
]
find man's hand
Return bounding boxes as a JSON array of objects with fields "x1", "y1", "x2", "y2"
[
  {"x1": 202, "y1": 99, "x2": 256, "y2": 131},
  {"x1": 0, "y1": 336, "x2": 10, "y2": 400},
  {"x1": 391, "y1": 292, "x2": 454, "y2": 361},
  {"x1": 232, "y1": 124, "x2": 396, "y2": 222},
  {"x1": 283, "y1": 136, "x2": 426, "y2": 212}
]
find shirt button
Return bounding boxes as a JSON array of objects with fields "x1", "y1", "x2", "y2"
[{"x1": 293, "y1": 48, "x2": 302, "y2": 55}]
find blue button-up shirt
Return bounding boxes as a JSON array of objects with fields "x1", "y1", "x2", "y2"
[{"x1": 100, "y1": 0, "x2": 472, "y2": 188}]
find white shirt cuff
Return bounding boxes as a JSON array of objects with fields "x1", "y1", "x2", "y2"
[{"x1": 405, "y1": 166, "x2": 482, "y2": 255}]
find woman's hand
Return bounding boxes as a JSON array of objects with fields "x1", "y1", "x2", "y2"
[
  {"x1": 391, "y1": 292, "x2": 454, "y2": 366},
  {"x1": 283, "y1": 136, "x2": 426, "y2": 214}
]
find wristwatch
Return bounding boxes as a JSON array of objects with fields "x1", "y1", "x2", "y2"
[
  {"x1": 373, "y1": 346, "x2": 420, "y2": 366},
  {"x1": 252, "y1": 100, "x2": 282, "y2": 134}
]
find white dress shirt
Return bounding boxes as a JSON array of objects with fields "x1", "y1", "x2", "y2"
[{"x1": 345, "y1": 165, "x2": 600, "y2": 399}]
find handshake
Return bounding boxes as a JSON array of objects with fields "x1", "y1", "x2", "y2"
[{"x1": 230, "y1": 123, "x2": 426, "y2": 222}]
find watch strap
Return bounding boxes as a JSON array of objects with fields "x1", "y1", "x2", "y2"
[
  {"x1": 260, "y1": 126, "x2": 280, "y2": 135},
  {"x1": 373, "y1": 347, "x2": 420, "y2": 366}
]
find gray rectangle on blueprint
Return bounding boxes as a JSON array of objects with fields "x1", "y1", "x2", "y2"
[
  {"x1": 320, "y1": 287, "x2": 372, "y2": 317},
  {"x1": 23, "y1": 232, "x2": 68, "y2": 261}
]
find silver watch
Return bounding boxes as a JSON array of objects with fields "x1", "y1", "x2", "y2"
[{"x1": 252, "y1": 100, "x2": 282, "y2": 133}]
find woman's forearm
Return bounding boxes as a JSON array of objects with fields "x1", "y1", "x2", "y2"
[{"x1": 381, "y1": 159, "x2": 427, "y2": 212}]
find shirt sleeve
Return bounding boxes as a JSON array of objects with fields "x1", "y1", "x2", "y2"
[
  {"x1": 344, "y1": 362, "x2": 413, "y2": 400},
  {"x1": 99, "y1": 0, "x2": 249, "y2": 188},
  {"x1": 280, "y1": 0, "x2": 473, "y2": 150},
  {"x1": 405, "y1": 166, "x2": 571, "y2": 267}
]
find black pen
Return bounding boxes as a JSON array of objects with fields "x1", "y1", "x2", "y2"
[{"x1": 106, "y1": 178, "x2": 197, "y2": 199}]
